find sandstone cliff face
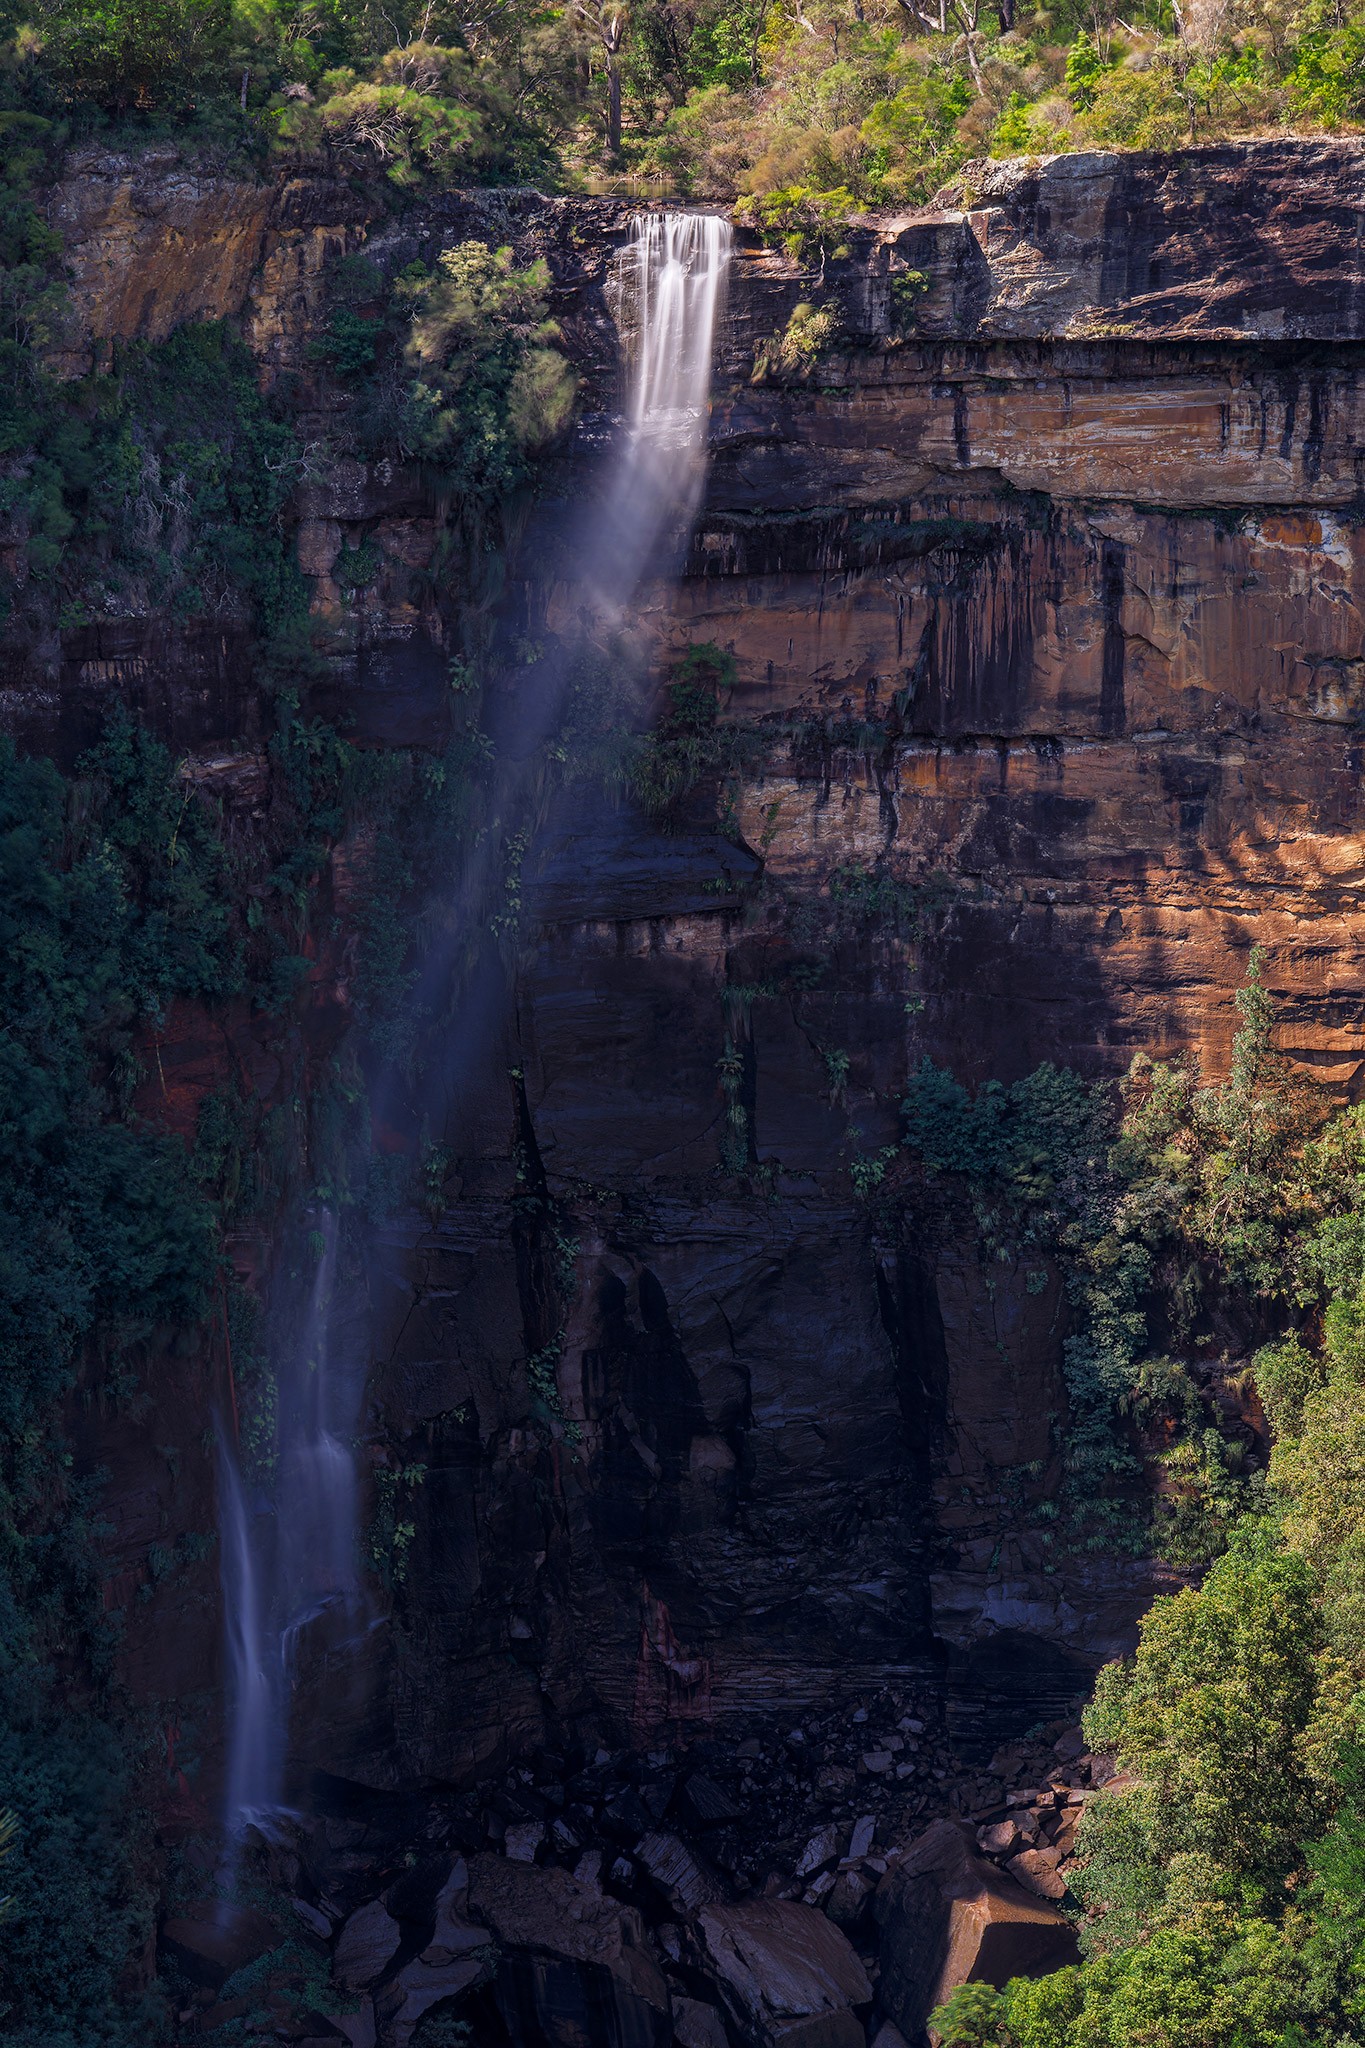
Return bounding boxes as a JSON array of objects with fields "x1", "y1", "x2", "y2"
[
  {"x1": 21, "y1": 144, "x2": 1365, "y2": 1807},
  {"x1": 502, "y1": 145, "x2": 1365, "y2": 1748}
]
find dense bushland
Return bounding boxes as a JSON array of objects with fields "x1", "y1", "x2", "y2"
[
  {"x1": 0, "y1": 721, "x2": 230, "y2": 2045},
  {"x1": 901, "y1": 959, "x2": 1365, "y2": 2046},
  {"x1": 0, "y1": 684, "x2": 504, "y2": 2037},
  {"x1": 1, "y1": 0, "x2": 1362, "y2": 212}
]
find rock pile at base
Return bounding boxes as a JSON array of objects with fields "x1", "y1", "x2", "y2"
[{"x1": 164, "y1": 1709, "x2": 1106, "y2": 2045}]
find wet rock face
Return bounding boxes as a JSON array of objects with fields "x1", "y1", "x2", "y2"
[{"x1": 26, "y1": 143, "x2": 1365, "y2": 1870}]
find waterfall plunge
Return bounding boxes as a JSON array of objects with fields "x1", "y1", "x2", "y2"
[
  {"x1": 219, "y1": 1210, "x2": 366, "y2": 1839},
  {"x1": 591, "y1": 210, "x2": 731, "y2": 616},
  {"x1": 217, "y1": 211, "x2": 730, "y2": 1844}
]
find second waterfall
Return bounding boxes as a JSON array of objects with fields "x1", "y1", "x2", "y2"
[{"x1": 217, "y1": 209, "x2": 732, "y2": 1840}]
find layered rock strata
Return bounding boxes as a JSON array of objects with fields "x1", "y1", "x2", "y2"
[{"x1": 14, "y1": 143, "x2": 1365, "y2": 1826}]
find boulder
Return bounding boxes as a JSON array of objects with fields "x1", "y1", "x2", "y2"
[
  {"x1": 1004, "y1": 1849, "x2": 1067, "y2": 1902},
  {"x1": 292, "y1": 1898, "x2": 335, "y2": 1940},
  {"x1": 848, "y1": 1817, "x2": 876, "y2": 1860},
  {"x1": 674, "y1": 1995, "x2": 732, "y2": 2048},
  {"x1": 795, "y1": 1825, "x2": 842, "y2": 1878},
  {"x1": 636, "y1": 1830, "x2": 727, "y2": 1916},
  {"x1": 695, "y1": 1898, "x2": 872, "y2": 2048},
  {"x1": 334, "y1": 1898, "x2": 403, "y2": 1994},
  {"x1": 327, "y1": 2008, "x2": 377, "y2": 2048},
  {"x1": 159, "y1": 1898, "x2": 280, "y2": 1989},
  {"x1": 678, "y1": 1771, "x2": 746, "y2": 1828},
  {"x1": 873, "y1": 1820, "x2": 1079, "y2": 2040},
  {"x1": 373, "y1": 1954, "x2": 487, "y2": 2048},
  {"x1": 421, "y1": 1861, "x2": 485, "y2": 1967},
  {"x1": 466, "y1": 1852, "x2": 671, "y2": 2048},
  {"x1": 825, "y1": 1867, "x2": 875, "y2": 1935}
]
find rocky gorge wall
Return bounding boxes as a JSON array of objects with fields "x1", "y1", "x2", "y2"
[{"x1": 15, "y1": 141, "x2": 1365, "y2": 1896}]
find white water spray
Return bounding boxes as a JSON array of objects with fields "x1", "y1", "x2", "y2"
[
  {"x1": 217, "y1": 211, "x2": 731, "y2": 1846},
  {"x1": 219, "y1": 1209, "x2": 367, "y2": 1838},
  {"x1": 217, "y1": 1439, "x2": 278, "y2": 1832},
  {"x1": 592, "y1": 209, "x2": 731, "y2": 609}
]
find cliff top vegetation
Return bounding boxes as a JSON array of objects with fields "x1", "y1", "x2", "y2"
[{"x1": 1, "y1": 0, "x2": 1362, "y2": 212}]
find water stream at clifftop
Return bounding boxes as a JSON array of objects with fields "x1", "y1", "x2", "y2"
[{"x1": 217, "y1": 208, "x2": 732, "y2": 1846}]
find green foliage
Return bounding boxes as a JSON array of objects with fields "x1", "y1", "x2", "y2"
[
  {"x1": 333, "y1": 537, "x2": 382, "y2": 588},
  {"x1": 1080, "y1": 1522, "x2": 1332, "y2": 1916},
  {"x1": 888, "y1": 266, "x2": 929, "y2": 333},
  {"x1": 934, "y1": 1978, "x2": 1017, "y2": 2044},
  {"x1": 40, "y1": 0, "x2": 232, "y2": 113},
  {"x1": 629, "y1": 641, "x2": 738, "y2": 820},
  {"x1": 6, "y1": 316, "x2": 306, "y2": 639},
  {"x1": 930, "y1": 965, "x2": 1365, "y2": 2046},
  {"x1": 901, "y1": 1055, "x2": 1108, "y2": 1208},
  {"x1": 367, "y1": 1461, "x2": 426, "y2": 1587},
  {"x1": 398, "y1": 242, "x2": 575, "y2": 501},
  {"x1": 752, "y1": 297, "x2": 842, "y2": 380},
  {"x1": 0, "y1": 726, "x2": 224, "y2": 1440},
  {"x1": 828, "y1": 862, "x2": 936, "y2": 933},
  {"x1": 718, "y1": 1034, "x2": 750, "y2": 1172},
  {"x1": 309, "y1": 304, "x2": 385, "y2": 378},
  {"x1": 411, "y1": 2015, "x2": 474, "y2": 2048},
  {"x1": 0, "y1": 1689, "x2": 161, "y2": 2047},
  {"x1": 4, "y1": 0, "x2": 1365, "y2": 204},
  {"x1": 991, "y1": 91, "x2": 1072, "y2": 156},
  {"x1": 1064, "y1": 32, "x2": 1110, "y2": 109},
  {"x1": 1288, "y1": 11, "x2": 1365, "y2": 124},
  {"x1": 734, "y1": 183, "x2": 857, "y2": 264},
  {"x1": 857, "y1": 67, "x2": 970, "y2": 201},
  {"x1": 1082, "y1": 57, "x2": 1189, "y2": 147},
  {"x1": 900, "y1": 951, "x2": 1344, "y2": 1553},
  {"x1": 0, "y1": 721, "x2": 235, "y2": 2046}
]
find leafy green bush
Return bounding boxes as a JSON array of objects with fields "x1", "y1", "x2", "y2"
[
  {"x1": 398, "y1": 241, "x2": 575, "y2": 501},
  {"x1": 735, "y1": 184, "x2": 857, "y2": 266},
  {"x1": 1288, "y1": 14, "x2": 1365, "y2": 124},
  {"x1": 1081, "y1": 1522, "x2": 1332, "y2": 1915},
  {"x1": 1064, "y1": 32, "x2": 1110, "y2": 110},
  {"x1": 39, "y1": 0, "x2": 234, "y2": 115},
  {"x1": 899, "y1": 952, "x2": 1355, "y2": 1551},
  {"x1": 5, "y1": 316, "x2": 306, "y2": 639},
  {"x1": 1082, "y1": 58, "x2": 1189, "y2": 147},
  {"x1": 628, "y1": 642, "x2": 737, "y2": 819},
  {"x1": 752, "y1": 299, "x2": 841, "y2": 380},
  {"x1": 921, "y1": 957, "x2": 1365, "y2": 2047},
  {"x1": 991, "y1": 91, "x2": 1072, "y2": 155},
  {"x1": 0, "y1": 1684, "x2": 161, "y2": 2048},
  {"x1": 280, "y1": 42, "x2": 496, "y2": 186}
]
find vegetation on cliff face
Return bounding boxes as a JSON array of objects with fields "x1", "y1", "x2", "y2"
[
  {"x1": 0, "y1": 722, "x2": 231, "y2": 2046},
  {"x1": 0, "y1": 200, "x2": 570, "y2": 641},
  {"x1": 0, "y1": 95, "x2": 307, "y2": 642},
  {"x1": 909, "y1": 965, "x2": 1365, "y2": 2046},
  {"x1": 0, "y1": 692, "x2": 506, "y2": 2037},
  {"x1": 891, "y1": 952, "x2": 1342, "y2": 1563}
]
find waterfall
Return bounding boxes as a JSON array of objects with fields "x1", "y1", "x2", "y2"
[
  {"x1": 593, "y1": 210, "x2": 731, "y2": 613},
  {"x1": 217, "y1": 1438, "x2": 278, "y2": 1830},
  {"x1": 219, "y1": 1210, "x2": 366, "y2": 1839},
  {"x1": 217, "y1": 210, "x2": 730, "y2": 1846}
]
